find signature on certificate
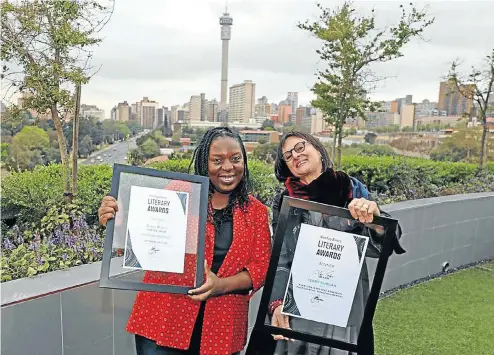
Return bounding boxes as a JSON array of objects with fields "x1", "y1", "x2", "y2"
[
  {"x1": 311, "y1": 295, "x2": 324, "y2": 304},
  {"x1": 313, "y1": 269, "x2": 334, "y2": 280},
  {"x1": 148, "y1": 247, "x2": 160, "y2": 255}
]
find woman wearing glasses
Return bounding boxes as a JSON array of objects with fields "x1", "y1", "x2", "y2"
[{"x1": 268, "y1": 131, "x2": 404, "y2": 355}]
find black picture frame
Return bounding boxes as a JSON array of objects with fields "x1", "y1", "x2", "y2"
[
  {"x1": 246, "y1": 197, "x2": 399, "y2": 355},
  {"x1": 99, "y1": 163, "x2": 209, "y2": 294}
]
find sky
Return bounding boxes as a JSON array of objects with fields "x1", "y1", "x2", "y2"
[{"x1": 75, "y1": 0, "x2": 494, "y2": 118}]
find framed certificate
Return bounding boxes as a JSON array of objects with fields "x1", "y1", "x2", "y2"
[
  {"x1": 99, "y1": 164, "x2": 209, "y2": 294},
  {"x1": 246, "y1": 197, "x2": 399, "y2": 354}
]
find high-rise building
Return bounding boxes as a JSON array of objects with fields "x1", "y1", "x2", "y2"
[
  {"x1": 229, "y1": 80, "x2": 255, "y2": 123},
  {"x1": 189, "y1": 95, "x2": 202, "y2": 121},
  {"x1": 207, "y1": 99, "x2": 219, "y2": 122},
  {"x1": 117, "y1": 101, "x2": 131, "y2": 122},
  {"x1": 296, "y1": 107, "x2": 306, "y2": 125},
  {"x1": 219, "y1": 7, "x2": 233, "y2": 108},
  {"x1": 390, "y1": 100, "x2": 399, "y2": 113},
  {"x1": 287, "y1": 92, "x2": 298, "y2": 116},
  {"x1": 278, "y1": 104, "x2": 292, "y2": 123},
  {"x1": 271, "y1": 103, "x2": 279, "y2": 114},
  {"x1": 110, "y1": 106, "x2": 117, "y2": 121},
  {"x1": 255, "y1": 103, "x2": 271, "y2": 117},
  {"x1": 438, "y1": 81, "x2": 474, "y2": 116},
  {"x1": 137, "y1": 97, "x2": 159, "y2": 129},
  {"x1": 157, "y1": 107, "x2": 164, "y2": 126},
  {"x1": 400, "y1": 104, "x2": 415, "y2": 128},
  {"x1": 257, "y1": 96, "x2": 268, "y2": 105}
]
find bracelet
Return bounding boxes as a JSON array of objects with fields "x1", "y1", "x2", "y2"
[{"x1": 268, "y1": 300, "x2": 283, "y2": 314}]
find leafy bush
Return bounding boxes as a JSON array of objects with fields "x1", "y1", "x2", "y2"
[
  {"x1": 1, "y1": 164, "x2": 112, "y2": 229},
  {"x1": 2, "y1": 157, "x2": 493, "y2": 282},
  {"x1": 341, "y1": 156, "x2": 493, "y2": 204},
  {"x1": 1, "y1": 208, "x2": 104, "y2": 282}
]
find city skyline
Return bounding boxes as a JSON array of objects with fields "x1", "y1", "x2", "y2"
[{"x1": 12, "y1": 0, "x2": 493, "y2": 119}]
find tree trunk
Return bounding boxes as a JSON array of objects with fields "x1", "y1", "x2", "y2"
[
  {"x1": 72, "y1": 83, "x2": 82, "y2": 197},
  {"x1": 479, "y1": 120, "x2": 488, "y2": 170},
  {"x1": 51, "y1": 105, "x2": 72, "y2": 203},
  {"x1": 332, "y1": 127, "x2": 338, "y2": 163},
  {"x1": 336, "y1": 118, "x2": 344, "y2": 168},
  {"x1": 51, "y1": 106, "x2": 68, "y2": 163}
]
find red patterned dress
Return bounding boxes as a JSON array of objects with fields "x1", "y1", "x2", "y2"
[{"x1": 126, "y1": 196, "x2": 272, "y2": 355}]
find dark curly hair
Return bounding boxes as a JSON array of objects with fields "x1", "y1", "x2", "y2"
[
  {"x1": 188, "y1": 126, "x2": 251, "y2": 211},
  {"x1": 274, "y1": 131, "x2": 333, "y2": 182}
]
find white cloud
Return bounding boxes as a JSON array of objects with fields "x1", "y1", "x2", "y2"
[{"x1": 73, "y1": 0, "x2": 494, "y2": 118}]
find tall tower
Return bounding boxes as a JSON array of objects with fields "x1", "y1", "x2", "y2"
[{"x1": 219, "y1": 5, "x2": 233, "y2": 108}]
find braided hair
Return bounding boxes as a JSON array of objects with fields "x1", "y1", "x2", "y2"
[
  {"x1": 274, "y1": 131, "x2": 334, "y2": 182},
  {"x1": 188, "y1": 127, "x2": 251, "y2": 212}
]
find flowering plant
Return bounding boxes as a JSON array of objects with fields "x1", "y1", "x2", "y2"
[{"x1": 1, "y1": 205, "x2": 104, "y2": 282}]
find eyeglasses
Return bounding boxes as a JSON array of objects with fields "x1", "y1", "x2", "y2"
[{"x1": 282, "y1": 141, "x2": 308, "y2": 162}]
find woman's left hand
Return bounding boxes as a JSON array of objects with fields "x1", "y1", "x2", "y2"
[
  {"x1": 188, "y1": 261, "x2": 225, "y2": 302},
  {"x1": 348, "y1": 198, "x2": 380, "y2": 223}
]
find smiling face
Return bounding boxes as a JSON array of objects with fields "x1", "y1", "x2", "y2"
[
  {"x1": 282, "y1": 136, "x2": 323, "y2": 181},
  {"x1": 208, "y1": 136, "x2": 245, "y2": 193}
]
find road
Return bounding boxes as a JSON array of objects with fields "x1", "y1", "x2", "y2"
[{"x1": 82, "y1": 136, "x2": 138, "y2": 166}]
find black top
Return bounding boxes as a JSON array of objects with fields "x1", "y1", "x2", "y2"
[
  {"x1": 211, "y1": 207, "x2": 234, "y2": 274},
  {"x1": 211, "y1": 207, "x2": 250, "y2": 296}
]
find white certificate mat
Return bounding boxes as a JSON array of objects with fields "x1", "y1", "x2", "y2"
[
  {"x1": 282, "y1": 223, "x2": 369, "y2": 327},
  {"x1": 123, "y1": 185, "x2": 189, "y2": 273}
]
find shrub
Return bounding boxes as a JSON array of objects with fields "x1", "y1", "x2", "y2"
[
  {"x1": 1, "y1": 210, "x2": 104, "y2": 282},
  {"x1": 1, "y1": 164, "x2": 112, "y2": 229},
  {"x1": 1, "y1": 157, "x2": 493, "y2": 282}
]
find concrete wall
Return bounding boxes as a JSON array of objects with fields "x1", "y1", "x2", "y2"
[{"x1": 2, "y1": 193, "x2": 493, "y2": 355}]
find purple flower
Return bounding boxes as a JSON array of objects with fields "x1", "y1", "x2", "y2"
[
  {"x1": 64, "y1": 234, "x2": 76, "y2": 248},
  {"x1": 16, "y1": 234, "x2": 24, "y2": 245},
  {"x1": 61, "y1": 222, "x2": 70, "y2": 234},
  {"x1": 52, "y1": 228, "x2": 64, "y2": 245},
  {"x1": 35, "y1": 254, "x2": 43, "y2": 266},
  {"x1": 28, "y1": 240, "x2": 40, "y2": 251},
  {"x1": 61, "y1": 253, "x2": 69, "y2": 261},
  {"x1": 3, "y1": 238, "x2": 15, "y2": 251}
]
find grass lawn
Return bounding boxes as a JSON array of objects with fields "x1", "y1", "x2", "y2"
[{"x1": 374, "y1": 261, "x2": 494, "y2": 355}]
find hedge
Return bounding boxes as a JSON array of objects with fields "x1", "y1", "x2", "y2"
[{"x1": 1, "y1": 158, "x2": 493, "y2": 282}]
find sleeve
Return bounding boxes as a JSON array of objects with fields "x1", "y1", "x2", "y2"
[
  {"x1": 271, "y1": 191, "x2": 284, "y2": 236},
  {"x1": 244, "y1": 203, "x2": 272, "y2": 297},
  {"x1": 361, "y1": 194, "x2": 405, "y2": 258},
  {"x1": 268, "y1": 192, "x2": 293, "y2": 311}
]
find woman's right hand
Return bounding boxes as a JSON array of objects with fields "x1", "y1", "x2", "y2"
[
  {"x1": 98, "y1": 196, "x2": 119, "y2": 226},
  {"x1": 271, "y1": 305, "x2": 292, "y2": 341}
]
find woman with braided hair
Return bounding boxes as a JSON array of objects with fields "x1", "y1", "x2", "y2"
[{"x1": 98, "y1": 127, "x2": 272, "y2": 355}]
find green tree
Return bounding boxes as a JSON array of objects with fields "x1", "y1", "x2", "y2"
[
  {"x1": 125, "y1": 120, "x2": 143, "y2": 136},
  {"x1": 253, "y1": 143, "x2": 278, "y2": 163},
  {"x1": 447, "y1": 48, "x2": 494, "y2": 170},
  {"x1": 9, "y1": 126, "x2": 50, "y2": 170},
  {"x1": 79, "y1": 135, "x2": 93, "y2": 157},
  {"x1": 1, "y1": 143, "x2": 10, "y2": 164},
  {"x1": 364, "y1": 132, "x2": 377, "y2": 144},
  {"x1": 431, "y1": 126, "x2": 482, "y2": 163},
  {"x1": 45, "y1": 146, "x2": 61, "y2": 163},
  {"x1": 1, "y1": 0, "x2": 114, "y2": 164},
  {"x1": 0, "y1": 105, "x2": 33, "y2": 137},
  {"x1": 261, "y1": 119, "x2": 275, "y2": 130},
  {"x1": 298, "y1": 2, "x2": 434, "y2": 167},
  {"x1": 162, "y1": 115, "x2": 173, "y2": 137},
  {"x1": 140, "y1": 138, "x2": 160, "y2": 159}
]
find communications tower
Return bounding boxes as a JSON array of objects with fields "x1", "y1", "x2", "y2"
[{"x1": 219, "y1": 5, "x2": 233, "y2": 108}]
